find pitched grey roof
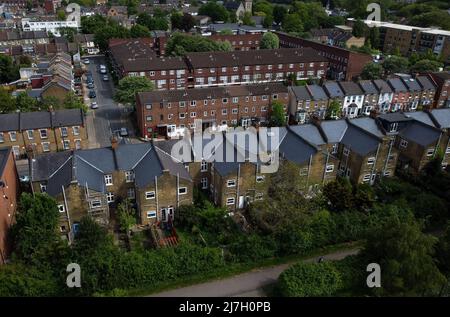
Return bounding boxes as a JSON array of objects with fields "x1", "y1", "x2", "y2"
[
  {"x1": 51, "y1": 109, "x2": 84, "y2": 128},
  {"x1": 417, "y1": 76, "x2": 436, "y2": 91},
  {"x1": 308, "y1": 85, "x2": 328, "y2": 100},
  {"x1": 359, "y1": 80, "x2": 378, "y2": 95},
  {"x1": 20, "y1": 111, "x2": 51, "y2": 130},
  {"x1": 339, "y1": 81, "x2": 364, "y2": 96},
  {"x1": 349, "y1": 117, "x2": 384, "y2": 138},
  {"x1": 290, "y1": 86, "x2": 311, "y2": 101},
  {"x1": 0, "y1": 113, "x2": 20, "y2": 132},
  {"x1": 399, "y1": 121, "x2": 441, "y2": 147},
  {"x1": 378, "y1": 112, "x2": 411, "y2": 123},
  {"x1": 31, "y1": 143, "x2": 192, "y2": 196},
  {"x1": 430, "y1": 108, "x2": 450, "y2": 129},
  {"x1": 323, "y1": 81, "x2": 345, "y2": 98},
  {"x1": 401, "y1": 77, "x2": 422, "y2": 92},
  {"x1": 0, "y1": 147, "x2": 12, "y2": 177},
  {"x1": 387, "y1": 78, "x2": 408, "y2": 93},
  {"x1": 289, "y1": 124, "x2": 326, "y2": 146},
  {"x1": 373, "y1": 79, "x2": 393, "y2": 93},
  {"x1": 279, "y1": 129, "x2": 317, "y2": 164},
  {"x1": 320, "y1": 120, "x2": 348, "y2": 143},
  {"x1": 341, "y1": 125, "x2": 380, "y2": 156},
  {"x1": 404, "y1": 111, "x2": 434, "y2": 127}
]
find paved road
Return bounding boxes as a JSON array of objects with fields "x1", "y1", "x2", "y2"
[
  {"x1": 150, "y1": 248, "x2": 360, "y2": 297},
  {"x1": 83, "y1": 56, "x2": 134, "y2": 148}
]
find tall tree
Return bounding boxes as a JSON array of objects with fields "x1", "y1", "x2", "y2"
[
  {"x1": 282, "y1": 13, "x2": 304, "y2": 34},
  {"x1": 382, "y1": 55, "x2": 409, "y2": 74},
  {"x1": 260, "y1": 32, "x2": 279, "y2": 49},
  {"x1": 352, "y1": 19, "x2": 367, "y2": 38},
  {"x1": 273, "y1": 5, "x2": 287, "y2": 26},
  {"x1": 269, "y1": 100, "x2": 286, "y2": 127},
  {"x1": 130, "y1": 24, "x2": 151, "y2": 38},
  {"x1": 361, "y1": 215, "x2": 447, "y2": 296},
  {"x1": 198, "y1": 1, "x2": 229, "y2": 22},
  {"x1": 115, "y1": 76, "x2": 154, "y2": 105},
  {"x1": 0, "y1": 55, "x2": 20, "y2": 84},
  {"x1": 0, "y1": 88, "x2": 16, "y2": 113},
  {"x1": 361, "y1": 62, "x2": 383, "y2": 80}
]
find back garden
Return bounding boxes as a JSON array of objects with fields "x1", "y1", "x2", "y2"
[{"x1": 0, "y1": 158, "x2": 449, "y2": 296}]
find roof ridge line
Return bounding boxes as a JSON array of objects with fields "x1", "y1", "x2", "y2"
[
  {"x1": 48, "y1": 154, "x2": 73, "y2": 179},
  {"x1": 75, "y1": 153, "x2": 105, "y2": 174}
]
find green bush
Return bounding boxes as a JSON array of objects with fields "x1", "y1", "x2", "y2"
[{"x1": 278, "y1": 262, "x2": 343, "y2": 297}]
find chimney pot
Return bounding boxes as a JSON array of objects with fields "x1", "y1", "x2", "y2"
[{"x1": 111, "y1": 137, "x2": 118, "y2": 150}]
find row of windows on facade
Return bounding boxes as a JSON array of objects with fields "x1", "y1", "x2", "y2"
[
  {"x1": 8, "y1": 139, "x2": 81, "y2": 157},
  {"x1": 193, "y1": 71, "x2": 322, "y2": 82},
  {"x1": 145, "y1": 107, "x2": 269, "y2": 122},
  {"x1": 145, "y1": 94, "x2": 279, "y2": 110},
  {"x1": 0, "y1": 126, "x2": 80, "y2": 143},
  {"x1": 194, "y1": 63, "x2": 324, "y2": 73}
]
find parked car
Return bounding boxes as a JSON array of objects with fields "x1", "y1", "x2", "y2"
[
  {"x1": 91, "y1": 101, "x2": 98, "y2": 109},
  {"x1": 87, "y1": 82, "x2": 95, "y2": 89},
  {"x1": 102, "y1": 75, "x2": 109, "y2": 81},
  {"x1": 83, "y1": 59, "x2": 90, "y2": 64},
  {"x1": 100, "y1": 68, "x2": 107, "y2": 74},
  {"x1": 89, "y1": 90, "x2": 96, "y2": 98},
  {"x1": 119, "y1": 127, "x2": 128, "y2": 137},
  {"x1": 86, "y1": 76, "x2": 93, "y2": 84}
]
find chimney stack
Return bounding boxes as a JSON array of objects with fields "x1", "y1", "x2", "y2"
[
  {"x1": 111, "y1": 136, "x2": 118, "y2": 150},
  {"x1": 310, "y1": 114, "x2": 322, "y2": 127},
  {"x1": 369, "y1": 109, "x2": 379, "y2": 119}
]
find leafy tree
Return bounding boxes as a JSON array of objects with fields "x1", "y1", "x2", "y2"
[
  {"x1": 262, "y1": 14, "x2": 274, "y2": 28},
  {"x1": 325, "y1": 99, "x2": 341, "y2": 120},
  {"x1": 368, "y1": 27, "x2": 380, "y2": 49},
  {"x1": 278, "y1": 262, "x2": 343, "y2": 296},
  {"x1": 115, "y1": 76, "x2": 154, "y2": 105},
  {"x1": 352, "y1": 19, "x2": 367, "y2": 37},
  {"x1": 282, "y1": 13, "x2": 303, "y2": 34},
  {"x1": 63, "y1": 92, "x2": 87, "y2": 112},
  {"x1": 436, "y1": 223, "x2": 450, "y2": 275},
  {"x1": 361, "y1": 62, "x2": 383, "y2": 80},
  {"x1": 218, "y1": 29, "x2": 233, "y2": 35},
  {"x1": 57, "y1": 9, "x2": 66, "y2": 21},
  {"x1": 382, "y1": 55, "x2": 409, "y2": 74},
  {"x1": 323, "y1": 178, "x2": 354, "y2": 212},
  {"x1": 15, "y1": 92, "x2": 39, "y2": 112},
  {"x1": 130, "y1": 24, "x2": 151, "y2": 38},
  {"x1": 94, "y1": 23, "x2": 130, "y2": 51},
  {"x1": 273, "y1": 5, "x2": 287, "y2": 25},
  {"x1": 360, "y1": 215, "x2": 447, "y2": 296},
  {"x1": 291, "y1": 1, "x2": 328, "y2": 32},
  {"x1": 136, "y1": 13, "x2": 168, "y2": 31},
  {"x1": 171, "y1": 12, "x2": 196, "y2": 32},
  {"x1": 198, "y1": 1, "x2": 229, "y2": 22},
  {"x1": 10, "y1": 193, "x2": 62, "y2": 264},
  {"x1": 409, "y1": 10, "x2": 450, "y2": 31},
  {"x1": 0, "y1": 55, "x2": 20, "y2": 84},
  {"x1": 116, "y1": 199, "x2": 137, "y2": 234},
  {"x1": 242, "y1": 12, "x2": 255, "y2": 26},
  {"x1": 166, "y1": 33, "x2": 232, "y2": 56},
  {"x1": 81, "y1": 14, "x2": 108, "y2": 34},
  {"x1": 58, "y1": 27, "x2": 76, "y2": 42},
  {"x1": 254, "y1": 0, "x2": 274, "y2": 17},
  {"x1": 0, "y1": 88, "x2": 16, "y2": 113},
  {"x1": 269, "y1": 100, "x2": 286, "y2": 126},
  {"x1": 18, "y1": 55, "x2": 32, "y2": 67},
  {"x1": 410, "y1": 59, "x2": 443, "y2": 73},
  {"x1": 260, "y1": 32, "x2": 279, "y2": 49}
]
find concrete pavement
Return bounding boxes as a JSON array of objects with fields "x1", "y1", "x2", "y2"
[{"x1": 150, "y1": 248, "x2": 360, "y2": 297}]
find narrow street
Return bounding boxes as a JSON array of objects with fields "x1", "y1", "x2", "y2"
[
  {"x1": 150, "y1": 248, "x2": 360, "y2": 297},
  {"x1": 83, "y1": 55, "x2": 135, "y2": 148}
]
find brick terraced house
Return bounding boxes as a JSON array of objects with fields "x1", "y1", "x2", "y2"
[
  {"x1": 136, "y1": 83, "x2": 289, "y2": 138},
  {"x1": 30, "y1": 141, "x2": 193, "y2": 242},
  {"x1": 0, "y1": 109, "x2": 88, "y2": 159}
]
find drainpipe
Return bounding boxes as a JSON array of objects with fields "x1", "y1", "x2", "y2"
[
  {"x1": 383, "y1": 138, "x2": 394, "y2": 177},
  {"x1": 433, "y1": 132, "x2": 443, "y2": 159},
  {"x1": 176, "y1": 173, "x2": 180, "y2": 208},
  {"x1": 155, "y1": 176, "x2": 159, "y2": 221},
  {"x1": 306, "y1": 154, "x2": 312, "y2": 190},
  {"x1": 322, "y1": 151, "x2": 330, "y2": 184},
  {"x1": 236, "y1": 164, "x2": 241, "y2": 211},
  {"x1": 62, "y1": 185, "x2": 72, "y2": 244},
  {"x1": 371, "y1": 143, "x2": 381, "y2": 184}
]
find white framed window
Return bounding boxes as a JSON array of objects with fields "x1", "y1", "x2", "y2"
[
  {"x1": 146, "y1": 103, "x2": 152, "y2": 110},
  {"x1": 256, "y1": 175, "x2": 265, "y2": 183},
  {"x1": 426, "y1": 148, "x2": 434, "y2": 157},
  {"x1": 127, "y1": 188, "x2": 135, "y2": 199},
  {"x1": 201, "y1": 161, "x2": 208, "y2": 172},
  {"x1": 104, "y1": 174, "x2": 113, "y2": 186},
  {"x1": 27, "y1": 130, "x2": 34, "y2": 139},
  {"x1": 147, "y1": 211, "x2": 157, "y2": 219},
  {"x1": 190, "y1": 100, "x2": 196, "y2": 106},
  {"x1": 125, "y1": 171, "x2": 135, "y2": 183},
  {"x1": 145, "y1": 191, "x2": 155, "y2": 199},
  {"x1": 9, "y1": 132, "x2": 17, "y2": 142},
  {"x1": 58, "y1": 204, "x2": 65, "y2": 213},
  {"x1": 75, "y1": 139, "x2": 81, "y2": 150},
  {"x1": 400, "y1": 139, "x2": 408, "y2": 149},
  {"x1": 222, "y1": 98, "x2": 228, "y2": 104},
  {"x1": 42, "y1": 142, "x2": 50, "y2": 152},
  {"x1": 40, "y1": 129, "x2": 47, "y2": 139},
  {"x1": 367, "y1": 157, "x2": 376, "y2": 165},
  {"x1": 226, "y1": 197, "x2": 235, "y2": 205},
  {"x1": 383, "y1": 170, "x2": 392, "y2": 176},
  {"x1": 300, "y1": 167, "x2": 308, "y2": 176},
  {"x1": 61, "y1": 127, "x2": 68, "y2": 137},
  {"x1": 40, "y1": 183, "x2": 47, "y2": 193},
  {"x1": 73, "y1": 126, "x2": 80, "y2": 136},
  {"x1": 146, "y1": 115, "x2": 153, "y2": 122},
  {"x1": 390, "y1": 123, "x2": 398, "y2": 132},
  {"x1": 331, "y1": 143, "x2": 338, "y2": 154},
  {"x1": 62, "y1": 140, "x2": 70, "y2": 150},
  {"x1": 201, "y1": 177, "x2": 208, "y2": 189},
  {"x1": 190, "y1": 112, "x2": 197, "y2": 118},
  {"x1": 255, "y1": 193, "x2": 264, "y2": 200},
  {"x1": 232, "y1": 108, "x2": 238, "y2": 114},
  {"x1": 178, "y1": 187, "x2": 187, "y2": 195},
  {"x1": 222, "y1": 109, "x2": 227, "y2": 115},
  {"x1": 106, "y1": 192, "x2": 114, "y2": 203},
  {"x1": 0, "y1": 133, "x2": 4, "y2": 143},
  {"x1": 227, "y1": 179, "x2": 236, "y2": 187},
  {"x1": 326, "y1": 164, "x2": 334, "y2": 173},
  {"x1": 363, "y1": 174, "x2": 371, "y2": 182},
  {"x1": 90, "y1": 200, "x2": 102, "y2": 208},
  {"x1": 179, "y1": 113, "x2": 186, "y2": 119},
  {"x1": 446, "y1": 146, "x2": 450, "y2": 154},
  {"x1": 179, "y1": 101, "x2": 186, "y2": 107}
]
